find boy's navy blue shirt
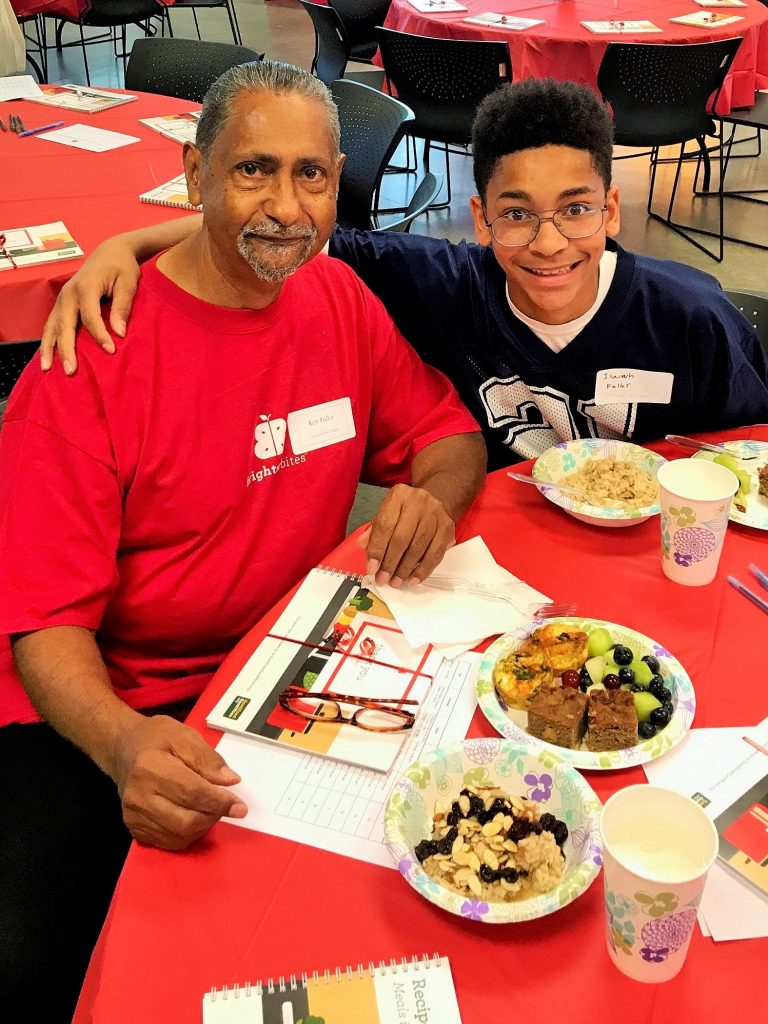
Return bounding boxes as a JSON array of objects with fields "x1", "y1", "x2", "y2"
[{"x1": 330, "y1": 230, "x2": 768, "y2": 469}]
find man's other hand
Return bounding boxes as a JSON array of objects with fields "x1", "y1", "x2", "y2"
[{"x1": 111, "y1": 715, "x2": 248, "y2": 851}]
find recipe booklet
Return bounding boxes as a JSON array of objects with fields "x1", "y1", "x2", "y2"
[
  {"x1": 463, "y1": 12, "x2": 544, "y2": 28},
  {"x1": 693, "y1": 0, "x2": 746, "y2": 6},
  {"x1": 715, "y1": 774, "x2": 768, "y2": 899},
  {"x1": 139, "y1": 111, "x2": 200, "y2": 144},
  {"x1": 206, "y1": 567, "x2": 444, "y2": 773},
  {"x1": 0, "y1": 222, "x2": 83, "y2": 271},
  {"x1": 203, "y1": 955, "x2": 462, "y2": 1024},
  {"x1": 582, "y1": 20, "x2": 662, "y2": 32},
  {"x1": 669, "y1": 11, "x2": 744, "y2": 25},
  {"x1": 139, "y1": 173, "x2": 202, "y2": 211},
  {"x1": 25, "y1": 83, "x2": 138, "y2": 113}
]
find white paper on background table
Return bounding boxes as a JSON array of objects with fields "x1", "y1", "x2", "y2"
[
  {"x1": 35, "y1": 123, "x2": 140, "y2": 152},
  {"x1": 668, "y1": 11, "x2": 744, "y2": 26},
  {"x1": 582, "y1": 20, "x2": 662, "y2": 33},
  {"x1": 408, "y1": 0, "x2": 467, "y2": 11},
  {"x1": 0, "y1": 222, "x2": 83, "y2": 271},
  {"x1": 0, "y1": 75, "x2": 43, "y2": 101},
  {"x1": 463, "y1": 12, "x2": 545, "y2": 29},
  {"x1": 216, "y1": 653, "x2": 479, "y2": 868},
  {"x1": 643, "y1": 718, "x2": 768, "y2": 941}
]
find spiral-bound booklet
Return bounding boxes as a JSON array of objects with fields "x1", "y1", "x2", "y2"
[
  {"x1": 202, "y1": 955, "x2": 462, "y2": 1023},
  {"x1": 138, "y1": 173, "x2": 201, "y2": 211},
  {"x1": 206, "y1": 567, "x2": 443, "y2": 772},
  {"x1": 25, "y1": 84, "x2": 138, "y2": 113}
]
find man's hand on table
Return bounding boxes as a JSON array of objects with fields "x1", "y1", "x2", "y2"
[
  {"x1": 360, "y1": 483, "x2": 456, "y2": 588},
  {"x1": 109, "y1": 714, "x2": 248, "y2": 851}
]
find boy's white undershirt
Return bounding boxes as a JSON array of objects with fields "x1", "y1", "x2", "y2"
[{"x1": 506, "y1": 250, "x2": 618, "y2": 352}]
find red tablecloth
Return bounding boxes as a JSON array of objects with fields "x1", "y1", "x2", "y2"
[
  {"x1": 73, "y1": 426, "x2": 768, "y2": 1024},
  {"x1": 0, "y1": 90, "x2": 199, "y2": 342},
  {"x1": 382, "y1": 0, "x2": 768, "y2": 113}
]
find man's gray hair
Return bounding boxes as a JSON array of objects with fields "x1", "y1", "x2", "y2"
[{"x1": 195, "y1": 59, "x2": 340, "y2": 157}]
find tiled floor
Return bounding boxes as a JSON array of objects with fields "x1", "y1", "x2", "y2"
[{"x1": 29, "y1": 2, "x2": 768, "y2": 528}]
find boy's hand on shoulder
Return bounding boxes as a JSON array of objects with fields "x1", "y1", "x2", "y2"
[
  {"x1": 109, "y1": 715, "x2": 248, "y2": 851},
  {"x1": 361, "y1": 483, "x2": 455, "y2": 588}
]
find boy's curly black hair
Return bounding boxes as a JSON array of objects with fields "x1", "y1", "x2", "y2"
[{"x1": 472, "y1": 79, "x2": 614, "y2": 201}]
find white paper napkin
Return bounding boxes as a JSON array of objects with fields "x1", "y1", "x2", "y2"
[{"x1": 366, "y1": 536, "x2": 550, "y2": 656}]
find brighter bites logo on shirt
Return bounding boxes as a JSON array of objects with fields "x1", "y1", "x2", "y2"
[{"x1": 247, "y1": 412, "x2": 306, "y2": 487}]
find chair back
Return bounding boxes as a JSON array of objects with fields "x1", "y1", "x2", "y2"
[
  {"x1": 125, "y1": 37, "x2": 264, "y2": 104},
  {"x1": 331, "y1": 79, "x2": 414, "y2": 230},
  {"x1": 725, "y1": 290, "x2": 768, "y2": 354},
  {"x1": 375, "y1": 28, "x2": 511, "y2": 145},
  {"x1": 597, "y1": 38, "x2": 742, "y2": 147},
  {"x1": 329, "y1": 0, "x2": 391, "y2": 61},
  {"x1": 299, "y1": 0, "x2": 350, "y2": 86},
  {"x1": 0, "y1": 341, "x2": 40, "y2": 429}
]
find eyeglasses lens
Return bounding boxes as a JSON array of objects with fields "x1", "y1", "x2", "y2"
[{"x1": 492, "y1": 207, "x2": 604, "y2": 246}]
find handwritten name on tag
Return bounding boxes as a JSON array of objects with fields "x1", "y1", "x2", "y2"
[
  {"x1": 594, "y1": 368, "x2": 673, "y2": 405},
  {"x1": 287, "y1": 397, "x2": 356, "y2": 455}
]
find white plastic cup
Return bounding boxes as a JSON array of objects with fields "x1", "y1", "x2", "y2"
[
  {"x1": 600, "y1": 785, "x2": 718, "y2": 983},
  {"x1": 657, "y1": 458, "x2": 738, "y2": 586}
]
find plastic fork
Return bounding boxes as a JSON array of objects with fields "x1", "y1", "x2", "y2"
[
  {"x1": 419, "y1": 577, "x2": 576, "y2": 617},
  {"x1": 506, "y1": 471, "x2": 590, "y2": 503},
  {"x1": 664, "y1": 434, "x2": 761, "y2": 460}
]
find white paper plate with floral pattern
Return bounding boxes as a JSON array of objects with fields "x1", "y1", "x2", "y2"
[
  {"x1": 475, "y1": 618, "x2": 696, "y2": 771},
  {"x1": 532, "y1": 439, "x2": 666, "y2": 527},
  {"x1": 692, "y1": 440, "x2": 768, "y2": 530},
  {"x1": 384, "y1": 738, "x2": 603, "y2": 923}
]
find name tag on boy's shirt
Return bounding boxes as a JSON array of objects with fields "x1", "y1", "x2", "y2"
[
  {"x1": 594, "y1": 368, "x2": 674, "y2": 405},
  {"x1": 288, "y1": 397, "x2": 356, "y2": 454}
]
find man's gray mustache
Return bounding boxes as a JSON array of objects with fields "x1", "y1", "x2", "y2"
[{"x1": 240, "y1": 226, "x2": 316, "y2": 240}]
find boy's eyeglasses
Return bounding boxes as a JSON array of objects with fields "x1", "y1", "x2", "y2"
[
  {"x1": 485, "y1": 203, "x2": 608, "y2": 247},
  {"x1": 278, "y1": 685, "x2": 418, "y2": 733}
]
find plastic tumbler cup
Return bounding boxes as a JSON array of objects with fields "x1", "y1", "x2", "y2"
[
  {"x1": 657, "y1": 458, "x2": 738, "y2": 586},
  {"x1": 600, "y1": 785, "x2": 718, "y2": 983}
]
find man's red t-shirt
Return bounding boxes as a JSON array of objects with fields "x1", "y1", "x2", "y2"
[{"x1": 0, "y1": 254, "x2": 479, "y2": 725}]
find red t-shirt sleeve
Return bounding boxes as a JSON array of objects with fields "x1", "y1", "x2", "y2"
[
  {"x1": 0, "y1": 351, "x2": 122, "y2": 636},
  {"x1": 358, "y1": 288, "x2": 481, "y2": 485}
]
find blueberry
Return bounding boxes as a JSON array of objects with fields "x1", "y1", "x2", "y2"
[
  {"x1": 613, "y1": 645, "x2": 633, "y2": 666},
  {"x1": 479, "y1": 864, "x2": 494, "y2": 883},
  {"x1": 650, "y1": 706, "x2": 671, "y2": 729},
  {"x1": 642, "y1": 655, "x2": 660, "y2": 674},
  {"x1": 649, "y1": 674, "x2": 665, "y2": 690},
  {"x1": 649, "y1": 682, "x2": 671, "y2": 703},
  {"x1": 579, "y1": 680, "x2": 590, "y2": 693},
  {"x1": 629, "y1": 682, "x2": 644, "y2": 693},
  {"x1": 502, "y1": 868, "x2": 520, "y2": 883},
  {"x1": 662, "y1": 700, "x2": 674, "y2": 717},
  {"x1": 638, "y1": 720, "x2": 657, "y2": 740},
  {"x1": 539, "y1": 813, "x2": 557, "y2": 832},
  {"x1": 618, "y1": 667, "x2": 635, "y2": 685}
]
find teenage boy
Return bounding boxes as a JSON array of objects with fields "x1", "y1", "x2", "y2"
[{"x1": 40, "y1": 78, "x2": 768, "y2": 469}]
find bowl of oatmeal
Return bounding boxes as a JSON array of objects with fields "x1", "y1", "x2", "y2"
[
  {"x1": 532, "y1": 439, "x2": 666, "y2": 527},
  {"x1": 384, "y1": 738, "x2": 602, "y2": 923}
]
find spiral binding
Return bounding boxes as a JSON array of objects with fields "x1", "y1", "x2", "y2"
[
  {"x1": 317, "y1": 564, "x2": 364, "y2": 583},
  {"x1": 206, "y1": 952, "x2": 442, "y2": 1001}
]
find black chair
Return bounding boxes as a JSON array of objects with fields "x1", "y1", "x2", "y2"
[
  {"x1": 125, "y1": 37, "x2": 264, "y2": 104},
  {"x1": 725, "y1": 290, "x2": 768, "y2": 354},
  {"x1": 331, "y1": 78, "x2": 439, "y2": 231},
  {"x1": 597, "y1": 38, "x2": 743, "y2": 262},
  {"x1": 0, "y1": 341, "x2": 40, "y2": 430},
  {"x1": 375, "y1": 28, "x2": 512, "y2": 207},
  {"x1": 48, "y1": 0, "x2": 166, "y2": 86},
  {"x1": 19, "y1": 15, "x2": 47, "y2": 82},
  {"x1": 708, "y1": 92, "x2": 768, "y2": 251},
  {"x1": 299, "y1": 0, "x2": 384, "y2": 89},
  {"x1": 329, "y1": 0, "x2": 391, "y2": 63},
  {"x1": 162, "y1": 0, "x2": 243, "y2": 47}
]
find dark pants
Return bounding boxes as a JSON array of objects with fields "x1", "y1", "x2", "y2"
[{"x1": 0, "y1": 723, "x2": 131, "y2": 1023}]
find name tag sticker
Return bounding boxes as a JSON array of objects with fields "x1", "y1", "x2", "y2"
[
  {"x1": 287, "y1": 397, "x2": 356, "y2": 455},
  {"x1": 594, "y1": 368, "x2": 674, "y2": 405}
]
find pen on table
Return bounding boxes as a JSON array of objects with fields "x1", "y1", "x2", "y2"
[
  {"x1": 748, "y1": 562, "x2": 768, "y2": 592},
  {"x1": 0, "y1": 117, "x2": 7, "y2": 132},
  {"x1": 17, "y1": 121, "x2": 65, "y2": 138},
  {"x1": 727, "y1": 575, "x2": 768, "y2": 615}
]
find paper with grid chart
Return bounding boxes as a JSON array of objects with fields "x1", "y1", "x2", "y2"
[
  {"x1": 215, "y1": 652, "x2": 479, "y2": 867},
  {"x1": 581, "y1": 20, "x2": 662, "y2": 33}
]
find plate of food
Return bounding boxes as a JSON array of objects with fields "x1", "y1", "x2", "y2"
[
  {"x1": 476, "y1": 618, "x2": 695, "y2": 770},
  {"x1": 383, "y1": 738, "x2": 603, "y2": 923},
  {"x1": 532, "y1": 439, "x2": 666, "y2": 527},
  {"x1": 691, "y1": 441, "x2": 768, "y2": 530}
]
